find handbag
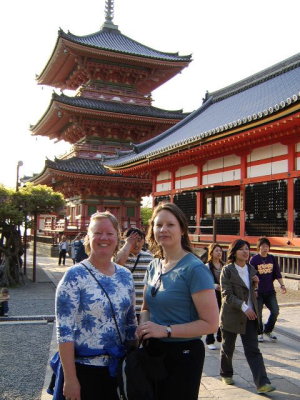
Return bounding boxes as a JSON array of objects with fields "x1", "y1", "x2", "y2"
[{"x1": 117, "y1": 339, "x2": 167, "y2": 400}]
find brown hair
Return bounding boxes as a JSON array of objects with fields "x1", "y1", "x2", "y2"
[
  {"x1": 146, "y1": 202, "x2": 194, "y2": 258},
  {"x1": 84, "y1": 211, "x2": 121, "y2": 256},
  {"x1": 227, "y1": 239, "x2": 250, "y2": 264},
  {"x1": 207, "y1": 243, "x2": 224, "y2": 265}
]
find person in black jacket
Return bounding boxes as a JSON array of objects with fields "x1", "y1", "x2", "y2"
[
  {"x1": 205, "y1": 243, "x2": 224, "y2": 350},
  {"x1": 72, "y1": 233, "x2": 88, "y2": 263}
]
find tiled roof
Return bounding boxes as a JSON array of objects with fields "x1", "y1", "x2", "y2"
[
  {"x1": 105, "y1": 53, "x2": 300, "y2": 168},
  {"x1": 53, "y1": 93, "x2": 189, "y2": 119},
  {"x1": 46, "y1": 157, "x2": 122, "y2": 177},
  {"x1": 59, "y1": 28, "x2": 191, "y2": 62}
]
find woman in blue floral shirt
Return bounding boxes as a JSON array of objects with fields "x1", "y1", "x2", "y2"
[{"x1": 55, "y1": 211, "x2": 136, "y2": 400}]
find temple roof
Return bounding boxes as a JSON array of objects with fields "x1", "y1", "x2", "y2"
[
  {"x1": 45, "y1": 157, "x2": 119, "y2": 176},
  {"x1": 105, "y1": 53, "x2": 300, "y2": 169},
  {"x1": 36, "y1": 27, "x2": 191, "y2": 91},
  {"x1": 55, "y1": 93, "x2": 188, "y2": 118},
  {"x1": 30, "y1": 93, "x2": 189, "y2": 140},
  {"x1": 59, "y1": 28, "x2": 191, "y2": 62}
]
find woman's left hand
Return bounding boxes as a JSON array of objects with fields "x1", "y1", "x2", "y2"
[{"x1": 136, "y1": 321, "x2": 167, "y2": 340}]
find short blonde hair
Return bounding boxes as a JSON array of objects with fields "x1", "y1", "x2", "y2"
[{"x1": 84, "y1": 211, "x2": 121, "y2": 256}]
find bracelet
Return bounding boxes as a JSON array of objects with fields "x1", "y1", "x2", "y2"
[{"x1": 166, "y1": 325, "x2": 172, "y2": 338}]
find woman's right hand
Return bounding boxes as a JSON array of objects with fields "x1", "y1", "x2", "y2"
[
  {"x1": 63, "y1": 376, "x2": 81, "y2": 400},
  {"x1": 244, "y1": 308, "x2": 257, "y2": 320}
]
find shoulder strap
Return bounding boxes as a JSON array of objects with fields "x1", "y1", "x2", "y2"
[
  {"x1": 131, "y1": 253, "x2": 141, "y2": 274},
  {"x1": 81, "y1": 262, "x2": 123, "y2": 345}
]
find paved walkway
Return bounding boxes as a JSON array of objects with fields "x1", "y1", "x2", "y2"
[{"x1": 1, "y1": 254, "x2": 299, "y2": 399}]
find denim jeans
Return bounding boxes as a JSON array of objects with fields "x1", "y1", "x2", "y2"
[{"x1": 257, "y1": 291, "x2": 279, "y2": 334}]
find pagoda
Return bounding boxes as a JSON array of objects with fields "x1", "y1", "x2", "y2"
[{"x1": 30, "y1": 0, "x2": 191, "y2": 234}]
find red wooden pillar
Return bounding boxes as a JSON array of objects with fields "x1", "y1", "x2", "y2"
[
  {"x1": 287, "y1": 142, "x2": 295, "y2": 239},
  {"x1": 240, "y1": 152, "x2": 248, "y2": 237},
  {"x1": 170, "y1": 169, "x2": 176, "y2": 203},
  {"x1": 196, "y1": 163, "x2": 203, "y2": 235}
]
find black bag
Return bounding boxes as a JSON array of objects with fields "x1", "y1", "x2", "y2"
[{"x1": 117, "y1": 340, "x2": 167, "y2": 400}]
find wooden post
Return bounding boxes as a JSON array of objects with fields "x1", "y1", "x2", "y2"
[
  {"x1": 23, "y1": 217, "x2": 27, "y2": 275},
  {"x1": 213, "y1": 218, "x2": 216, "y2": 243},
  {"x1": 33, "y1": 211, "x2": 37, "y2": 283}
]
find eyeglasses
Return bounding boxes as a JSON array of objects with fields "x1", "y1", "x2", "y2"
[{"x1": 151, "y1": 273, "x2": 162, "y2": 297}]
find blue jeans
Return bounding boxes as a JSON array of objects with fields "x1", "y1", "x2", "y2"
[{"x1": 257, "y1": 291, "x2": 279, "y2": 334}]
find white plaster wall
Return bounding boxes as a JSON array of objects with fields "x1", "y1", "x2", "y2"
[
  {"x1": 296, "y1": 143, "x2": 300, "y2": 152},
  {"x1": 157, "y1": 170, "x2": 171, "y2": 181},
  {"x1": 271, "y1": 160, "x2": 288, "y2": 174},
  {"x1": 175, "y1": 164, "x2": 197, "y2": 177},
  {"x1": 203, "y1": 155, "x2": 240, "y2": 172},
  {"x1": 296, "y1": 157, "x2": 300, "y2": 170},
  {"x1": 156, "y1": 182, "x2": 171, "y2": 191},
  {"x1": 203, "y1": 157, "x2": 223, "y2": 172},
  {"x1": 247, "y1": 143, "x2": 287, "y2": 162},
  {"x1": 202, "y1": 169, "x2": 240, "y2": 184},
  {"x1": 247, "y1": 160, "x2": 288, "y2": 177},
  {"x1": 224, "y1": 154, "x2": 241, "y2": 167},
  {"x1": 175, "y1": 177, "x2": 198, "y2": 189}
]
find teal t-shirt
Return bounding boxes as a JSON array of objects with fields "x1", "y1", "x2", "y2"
[{"x1": 144, "y1": 253, "x2": 214, "y2": 341}]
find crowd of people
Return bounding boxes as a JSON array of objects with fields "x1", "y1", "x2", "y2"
[{"x1": 47, "y1": 202, "x2": 287, "y2": 400}]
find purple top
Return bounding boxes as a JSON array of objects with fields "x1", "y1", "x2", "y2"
[{"x1": 250, "y1": 253, "x2": 282, "y2": 293}]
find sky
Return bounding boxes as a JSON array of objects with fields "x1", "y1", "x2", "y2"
[{"x1": 0, "y1": 0, "x2": 299, "y2": 189}]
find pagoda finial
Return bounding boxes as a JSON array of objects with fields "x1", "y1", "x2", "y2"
[{"x1": 102, "y1": 0, "x2": 119, "y2": 30}]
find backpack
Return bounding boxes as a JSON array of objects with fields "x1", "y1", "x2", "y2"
[{"x1": 74, "y1": 240, "x2": 87, "y2": 263}]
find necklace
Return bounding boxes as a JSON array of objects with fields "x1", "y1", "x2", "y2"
[{"x1": 162, "y1": 252, "x2": 187, "y2": 273}]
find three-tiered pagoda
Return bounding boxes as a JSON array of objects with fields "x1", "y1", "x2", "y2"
[{"x1": 30, "y1": 0, "x2": 191, "y2": 234}]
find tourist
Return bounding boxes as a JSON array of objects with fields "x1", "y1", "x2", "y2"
[
  {"x1": 115, "y1": 227, "x2": 153, "y2": 316},
  {"x1": 250, "y1": 237, "x2": 287, "y2": 342},
  {"x1": 53, "y1": 211, "x2": 137, "y2": 400},
  {"x1": 58, "y1": 236, "x2": 68, "y2": 266},
  {"x1": 219, "y1": 239, "x2": 275, "y2": 394},
  {"x1": 0, "y1": 287, "x2": 10, "y2": 317},
  {"x1": 205, "y1": 243, "x2": 224, "y2": 350},
  {"x1": 136, "y1": 202, "x2": 219, "y2": 400},
  {"x1": 71, "y1": 233, "x2": 87, "y2": 264}
]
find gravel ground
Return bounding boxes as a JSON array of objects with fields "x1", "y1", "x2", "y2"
[
  {"x1": 0, "y1": 273, "x2": 56, "y2": 400},
  {"x1": 0, "y1": 323, "x2": 54, "y2": 400}
]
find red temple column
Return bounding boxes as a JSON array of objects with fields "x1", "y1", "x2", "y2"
[{"x1": 287, "y1": 142, "x2": 296, "y2": 239}]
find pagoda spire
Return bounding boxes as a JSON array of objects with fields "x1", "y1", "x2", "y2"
[{"x1": 102, "y1": 0, "x2": 119, "y2": 30}]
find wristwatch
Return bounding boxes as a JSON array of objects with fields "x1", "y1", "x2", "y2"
[{"x1": 166, "y1": 325, "x2": 172, "y2": 338}]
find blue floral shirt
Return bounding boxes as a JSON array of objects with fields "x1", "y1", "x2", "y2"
[{"x1": 55, "y1": 260, "x2": 137, "y2": 366}]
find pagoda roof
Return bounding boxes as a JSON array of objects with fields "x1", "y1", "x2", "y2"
[
  {"x1": 31, "y1": 156, "x2": 144, "y2": 182},
  {"x1": 30, "y1": 156, "x2": 151, "y2": 193},
  {"x1": 45, "y1": 157, "x2": 119, "y2": 176},
  {"x1": 56, "y1": 93, "x2": 187, "y2": 118},
  {"x1": 30, "y1": 93, "x2": 189, "y2": 141},
  {"x1": 37, "y1": 27, "x2": 191, "y2": 90},
  {"x1": 105, "y1": 53, "x2": 300, "y2": 169},
  {"x1": 60, "y1": 28, "x2": 191, "y2": 62}
]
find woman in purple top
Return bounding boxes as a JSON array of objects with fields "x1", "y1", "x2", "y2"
[{"x1": 250, "y1": 237, "x2": 287, "y2": 342}]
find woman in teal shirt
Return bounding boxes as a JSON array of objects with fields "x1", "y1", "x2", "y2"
[{"x1": 137, "y1": 202, "x2": 218, "y2": 400}]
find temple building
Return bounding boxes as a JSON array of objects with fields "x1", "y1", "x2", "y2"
[
  {"x1": 30, "y1": 0, "x2": 191, "y2": 235},
  {"x1": 106, "y1": 53, "x2": 300, "y2": 266}
]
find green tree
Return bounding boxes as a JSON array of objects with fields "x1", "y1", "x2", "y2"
[
  {"x1": 0, "y1": 183, "x2": 65, "y2": 287},
  {"x1": 140, "y1": 207, "x2": 153, "y2": 228}
]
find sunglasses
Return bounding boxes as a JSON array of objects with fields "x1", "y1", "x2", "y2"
[
  {"x1": 151, "y1": 273, "x2": 162, "y2": 297},
  {"x1": 151, "y1": 262, "x2": 163, "y2": 297}
]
